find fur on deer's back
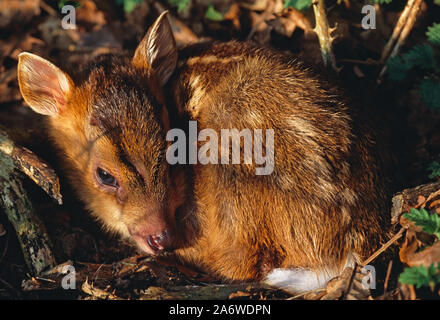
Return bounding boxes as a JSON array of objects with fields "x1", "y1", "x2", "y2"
[{"x1": 169, "y1": 41, "x2": 391, "y2": 292}]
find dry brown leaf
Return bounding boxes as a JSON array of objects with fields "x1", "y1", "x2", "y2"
[
  {"x1": 82, "y1": 278, "x2": 124, "y2": 300},
  {"x1": 416, "y1": 195, "x2": 426, "y2": 207},
  {"x1": 282, "y1": 8, "x2": 312, "y2": 34},
  {"x1": 10, "y1": 37, "x2": 44, "y2": 59},
  {"x1": 399, "y1": 230, "x2": 421, "y2": 264},
  {"x1": 0, "y1": 0, "x2": 40, "y2": 29},
  {"x1": 320, "y1": 267, "x2": 372, "y2": 300},
  {"x1": 239, "y1": 0, "x2": 271, "y2": 11},
  {"x1": 76, "y1": 0, "x2": 107, "y2": 31},
  {"x1": 224, "y1": 3, "x2": 241, "y2": 30},
  {"x1": 228, "y1": 290, "x2": 252, "y2": 299},
  {"x1": 404, "y1": 241, "x2": 440, "y2": 268},
  {"x1": 249, "y1": 11, "x2": 273, "y2": 34}
]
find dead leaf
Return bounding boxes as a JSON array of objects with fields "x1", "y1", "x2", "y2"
[
  {"x1": 0, "y1": 0, "x2": 40, "y2": 29},
  {"x1": 320, "y1": 267, "x2": 372, "y2": 300},
  {"x1": 403, "y1": 241, "x2": 440, "y2": 268},
  {"x1": 399, "y1": 230, "x2": 421, "y2": 264},
  {"x1": 282, "y1": 8, "x2": 312, "y2": 34},
  {"x1": 239, "y1": 0, "x2": 271, "y2": 11},
  {"x1": 228, "y1": 290, "x2": 251, "y2": 299},
  {"x1": 224, "y1": 3, "x2": 241, "y2": 30},
  {"x1": 82, "y1": 278, "x2": 124, "y2": 300},
  {"x1": 76, "y1": 0, "x2": 107, "y2": 31},
  {"x1": 417, "y1": 195, "x2": 426, "y2": 207}
]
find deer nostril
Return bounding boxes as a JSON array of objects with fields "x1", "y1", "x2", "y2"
[
  {"x1": 147, "y1": 235, "x2": 162, "y2": 251},
  {"x1": 147, "y1": 230, "x2": 170, "y2": 251}
]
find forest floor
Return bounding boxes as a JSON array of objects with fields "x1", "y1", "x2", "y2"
[{"x1": 0, "y1": 0, "x2": 440, "y2": 300}]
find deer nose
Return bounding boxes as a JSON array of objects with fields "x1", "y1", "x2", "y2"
[{"x1": 147, "y1": 230, "x2": 171, "y2": 251}]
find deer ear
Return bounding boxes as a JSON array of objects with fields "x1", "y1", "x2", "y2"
[
  {"x1": 133, "y1": 11, "x2": 177, "y2": 86},
  {"x1": 17, "y1": 52, "x2": 73, "y2": 117}
]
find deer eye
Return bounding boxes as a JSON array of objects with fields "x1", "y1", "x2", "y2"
[{"x1": 96, "y1": 168, "x2": 118, "y2": 188}]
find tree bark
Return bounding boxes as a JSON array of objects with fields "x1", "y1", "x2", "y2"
[{"x1": 0, "y1": 129, "x2": 58, "y2": 275}]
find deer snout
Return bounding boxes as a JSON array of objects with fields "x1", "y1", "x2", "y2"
[
  {"x1": 147, "y1": 230, "x2": 171, "y2": 251},
  {"x1": 128, "y1": 218, "x2": 173, "y2": 255}
]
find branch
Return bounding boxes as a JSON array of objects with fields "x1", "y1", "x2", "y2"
[
  {"x1": 378, "y1": 0, "x2": 423, "y2": 83},
  {"x1": 0, "y1": 129, "x2": 58, "y2": 275},
  {"x1": 390, "y1": 181, "x2": 440, "y2": 224},
  {"x1": 312, "y1": 0, "x2": 338, "y2": 73},
  {"x1": 0, "y1": 129, "x2": 62, "y2": 204}
]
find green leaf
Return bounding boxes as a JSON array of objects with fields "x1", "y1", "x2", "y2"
[
  {"x1": 403, "y1": 44, "x2": 436, "y2": 70},
  {"x1": 205, "y1": 5, "x2": 223, "y2": 21},
  {"x1": 58, "y1": 1, "x2": 80, "y2": 9},
  {"x1": 427, "y1": 23, "x2": 440, "y2": 46},
  {"x1": 403, "y1": 208, "x2": 440, "y2": 239},
  {"x1": 387, "y1": 55, "x2": 409, "y2": 82},
  {"x1": 116, "y1": 0, "x2": 142, "y2": 13},
  {"x1": 428, "y1": 160, "x2": 440, "y2": 179},
  {"x1": 284, "y1": 0, "x2": 313, "y2": 11},
  {"x1": 399, "y1": 264, "x2": 440, "y2": 290},
  {"x1": 374, "y1": 0, "x2": 392, "y2": 4},
  {"x1": 419, "y1": 78, "x2": 440, "y2": 111},
  {"x1": 167, "y1": 0, "x2": 190, "y2": 12},
  {"x1": 435, "y1": 0, "x2": 440, "y2": 6}
]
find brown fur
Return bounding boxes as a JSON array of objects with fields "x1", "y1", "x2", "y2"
[
  {"x1": 168, "y1": 41, "x2": 391, "y2": 280},
  {"x1": 17, "y1": 12, "x2": 392, "y2": 286}
]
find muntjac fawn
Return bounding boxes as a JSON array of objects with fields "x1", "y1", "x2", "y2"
[{"x1": 17, "y1": 12, "x2": 391, "y2": 293}]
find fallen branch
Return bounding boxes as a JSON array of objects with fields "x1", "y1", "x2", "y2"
[
  {"x1": 0, "y1": 129, "x2": 62, "y2": 204},
  {"x1": 0, "y1": 129, "x2": 58, "y2": 275},
  {"x1": 390, "y1": 181, "x2": 440, "y2": 224}
]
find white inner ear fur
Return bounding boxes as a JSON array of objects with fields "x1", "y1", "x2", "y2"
[{"x1": 18, "y1": 52, "x2": 71, "y2": 116}]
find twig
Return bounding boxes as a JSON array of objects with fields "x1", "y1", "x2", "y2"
[
  {"x1": 378, "y1": 0, "x2": 423, "y2": 82},
  {"x1": 40, "y1": 1, "x2": 58, "y2": 16},
  {"x1": 312, "y1": 0, "x2": 338, "y2": 73},
  {"x1": 338, "y1": 58, "x2": 380, "y2": 66},
  {"x1": 34, "y1": 276, "x2": 56, "y2": 283},
  {"x1": 384, "y1": 260, "x2": 393, "y2": 293},
  {"x1": 408, "y1": 285, "x2": 417, "y2": 300},
  {"x1": 389, "y1": 0, "x2": 423, "y2": 57},
  {"x1": 361, "y1": 227, "x2": 406, "y2": 266},
  {"x1": 379, "y1": 0, "x2": 416, "y2": 63},
  {"x1": 422, "y1": 189, "x2": 440, "y2": 208}
]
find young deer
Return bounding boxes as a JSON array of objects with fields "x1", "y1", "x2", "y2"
[{"x1": 17, "y1": 12, "x2": 391, "y2": 293}]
